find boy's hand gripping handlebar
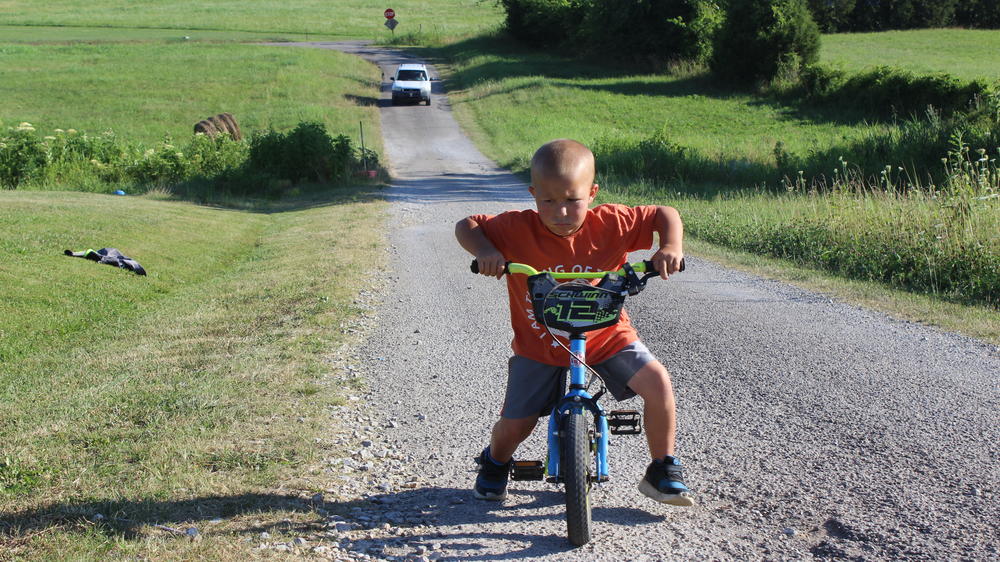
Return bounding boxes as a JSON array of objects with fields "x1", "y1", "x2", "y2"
[{"x1": 469, "y1": 259, "x2": 685, "y2": 278}]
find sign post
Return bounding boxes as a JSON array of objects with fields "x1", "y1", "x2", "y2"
[{"x1": 383, "y1": 8, "x2": 398, "y2": 33}]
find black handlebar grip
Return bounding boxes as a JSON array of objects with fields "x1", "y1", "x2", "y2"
[
  {"x1": 642, "y1": 258, "x2": 686, "y2": 274},
  {"x1": 470, "y1": 259, "x2": 510, "y2": 275}
]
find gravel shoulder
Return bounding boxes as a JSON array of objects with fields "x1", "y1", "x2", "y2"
[{"x1": 280, "y1": 41, "x2": 1000, "y2": 561}]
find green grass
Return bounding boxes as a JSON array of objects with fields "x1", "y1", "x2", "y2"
[
  {"x1": 682, "y1": 236, "x2": 1000, "y2": 345},
  {"x1": 603, "y1": 181, "x2": 998, "y2": 306},
  {"x1": 434, "y1": 33, "x2": 999, "y2": 316},
  {"x1": 0, "y1": 41, "x2": 383, "y2": 146},
  {"x1": 0, "y1": 24, "x2": 322, "y2": 43},
  {"x1": 821, "y1": 29, "x2": 1000, "y2": 82},
  {"x1": 0, "y1": 0, "x2": 503, "y2": 39},
  {"x1": 434, "y1": 36, "x2": 868, "y2": 181},
  {"x1": 0, "y1": 188, "x2": 385, "y2": 558}
]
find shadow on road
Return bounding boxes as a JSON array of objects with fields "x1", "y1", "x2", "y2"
[
  {"x1": 386, "y1": 172, "x2": 530, "y2": 204},
  {"x1": 1, "y1": 486, "x2": 661, "y2": 558}
]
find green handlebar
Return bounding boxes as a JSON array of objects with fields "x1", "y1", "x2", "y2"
[
  {"x1": 471, "y1": 259, "x2": 676, "y2": 278},
  {"x1": 507, "y1": 262, "x2": 655, "y2": 278}
]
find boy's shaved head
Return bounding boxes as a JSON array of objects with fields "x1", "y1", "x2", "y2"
[{"x1": 530, "y1": 139, "x2": 595, "y2": 186}]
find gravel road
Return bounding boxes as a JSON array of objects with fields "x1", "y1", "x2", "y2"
[{"x1": 280, "y1": 42, "x2": 1000, "y2": 560}]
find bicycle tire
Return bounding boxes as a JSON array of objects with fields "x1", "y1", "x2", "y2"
[{"x1": 562, "y1": 411, "x2": 592, "y2": 546}]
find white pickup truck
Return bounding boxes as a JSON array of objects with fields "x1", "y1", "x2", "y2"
[{"x1": 390, "y1": 63, "x2": 431, "y2": 106}]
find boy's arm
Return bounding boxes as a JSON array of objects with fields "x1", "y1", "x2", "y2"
[
  {"x1": 455, "y1": 216, "x2": 506, "y2": 279},
  {"x1": 650, "y1": 205, "x2": 684, "y2": 279}
]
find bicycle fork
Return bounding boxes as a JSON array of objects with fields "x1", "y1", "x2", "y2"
[{"x1": 545, "y1": 334, "x2": 610, "y2": 483}]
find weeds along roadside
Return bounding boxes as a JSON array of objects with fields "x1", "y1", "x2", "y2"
[
  {"x1": 602, "y1": 170, "x2": 998, "y2": 310},
  {"x1": 591, "y1": 109, "x2": 999, "y2": 310},
  {"x1": 0, "y1": 121, "x2": 383, "y2": 201}
]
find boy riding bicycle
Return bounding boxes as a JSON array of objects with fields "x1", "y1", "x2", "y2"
[{"x1": 455, "y1": 139, "x2": 695, "y2": 506}]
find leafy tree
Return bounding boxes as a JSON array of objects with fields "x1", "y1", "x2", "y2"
[
  {"x1": 577, "y1": 0, "x2": 724, "y2": 64},
  {"x1": 711, "y1": 0, "x2": 820, "y2": 85},
  {"x1": 807, "y1": 0, "x2": 856, "y2": 32}
]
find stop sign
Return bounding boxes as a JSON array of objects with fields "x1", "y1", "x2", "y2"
[{"x1": 384, "y1": 8, "x2": 395, "y2": 19}]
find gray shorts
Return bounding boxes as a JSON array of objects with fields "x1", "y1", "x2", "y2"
[{"x1": 500, "y1": 341, "x2": 657, "y2": 419}]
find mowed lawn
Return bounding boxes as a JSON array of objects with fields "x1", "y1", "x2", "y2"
[
  {"x1": 0, "y1": 41, "x2": 383, "y2": 145},
  {"x1": 438, "y1": 37, "x2": 867, "y2": 179},
  {"x1": 442, "y1": 29, "x2": 1000, "y2": 181},
  {"x1": 0, "y1": 189, "x2": 385, "y2": 558},
  {"x1": 821, "y1": 28, "x2": 1000, "y2": 81},
  {"x1": 0, "y1": 0, "x2": 504, "y2": 38}
]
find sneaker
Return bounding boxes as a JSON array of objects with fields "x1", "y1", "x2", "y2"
[
  {"x1": 473, "y1": 447, "x2": 512, "y2": 501},
  {"x1": 638, "y1": 455, "x2": 695, "y2": 506}
]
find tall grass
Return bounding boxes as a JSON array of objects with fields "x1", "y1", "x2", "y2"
[
  {"x1": 602, "y1": 145, "x2": 999, "y2": 308},
  {"x1": 0, "y1": 121, "x2": 381, "y2": 200}
]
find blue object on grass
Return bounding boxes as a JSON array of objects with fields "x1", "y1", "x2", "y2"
[{"x1": 114, "y1": 189, "x2": 126, "y2": 195}]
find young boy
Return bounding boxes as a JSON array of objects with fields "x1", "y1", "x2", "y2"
[{"x1": 455, "y1": 139, "x2": 694, "y2": 506}]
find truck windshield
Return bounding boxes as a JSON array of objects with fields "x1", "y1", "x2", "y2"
[{"x1": 397, "y1": 70, "x2": 427, "y2": 81}]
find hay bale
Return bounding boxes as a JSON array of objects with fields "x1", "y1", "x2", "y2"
[
  {"x1": 215, "y1": 112, "x2": 242, "y2": 141},
  {"x1": 193, "y1": 113, "x2": 242, "y2": 141},
  {"x1": 194, "y1": 119, "x2": 218, "y2": 136}
]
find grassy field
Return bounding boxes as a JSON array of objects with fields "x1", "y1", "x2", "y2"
[
  {"x1": 821, "y1": 29, "x2": 1000, "y2": 81},
  {"x1": 1, "y1": 6, "x2": 401, "y2": 556},
  {"x1": 0, "y1": 189, "x2": 385, "y2": 558},
  {"x1": 0, "y1": 24, "x2": 321, "y2": 43},
  {"x1": 0, "y1": 0, "x2": 504, "y2": 39},
  {"x1": 435, "y1": 34, "x2": 998, "y2": 314},
  {"x1": 433, "y1": 36, "x2": 869, "y2": 181},
  {"x1": 0, "y1": 41, "x2": 383, "y2": 146}
]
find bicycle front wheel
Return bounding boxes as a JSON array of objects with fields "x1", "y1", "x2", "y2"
[{"x1": 562, "y1": 411, "x2": 592, "y2": 546}]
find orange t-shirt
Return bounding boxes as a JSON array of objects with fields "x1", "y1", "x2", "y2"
[{"x1": 472, "y1": 203, "x2": 658, "y2": 366}]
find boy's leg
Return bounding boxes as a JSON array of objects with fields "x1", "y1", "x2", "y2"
[
  {"x1": 593, "y1": 342, "x2": 693, "y2": 506},
  {"x1": 490, "y1": 415, "x2": 539, "y2": 462},
  {"x1": 627, "y1": 359, "x2": 694, "y2": 506},
  {"x1": 474, "y1": 415, "x2": 538, "y2": 501},
  {"x1": 475, "y1": 356, "x2": 561, "y2": 501},
  {"x1": 626, "y1": 360, "x2": 676, "y2": 459}
]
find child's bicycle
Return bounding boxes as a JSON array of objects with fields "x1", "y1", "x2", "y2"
[{"x1": 471, "y1": 258, "x2": 682, "y2": 546}]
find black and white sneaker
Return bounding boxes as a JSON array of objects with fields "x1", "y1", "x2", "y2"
[
  {"x1": 473, "y1": 447, "x2": 512, "y2": 501},
  {"x1": 638, "y1": 455, "x2": 695, "y2": 506}
]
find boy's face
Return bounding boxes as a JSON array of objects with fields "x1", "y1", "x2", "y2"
[{"x1": 529, "y1": 172, "x2": 599, "y2": 237}]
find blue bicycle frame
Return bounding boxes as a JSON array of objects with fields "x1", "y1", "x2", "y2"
[{"x1": 546, "y1": 334, "x2": 610, "y2": 483}]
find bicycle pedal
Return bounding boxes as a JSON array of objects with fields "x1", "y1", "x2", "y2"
[
  {"x1": 608, "y1": 410, "x2": 642, "y2": 435},
  {"x1": 510, "y1": 460, "x2": 544, "y2": 481}
]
